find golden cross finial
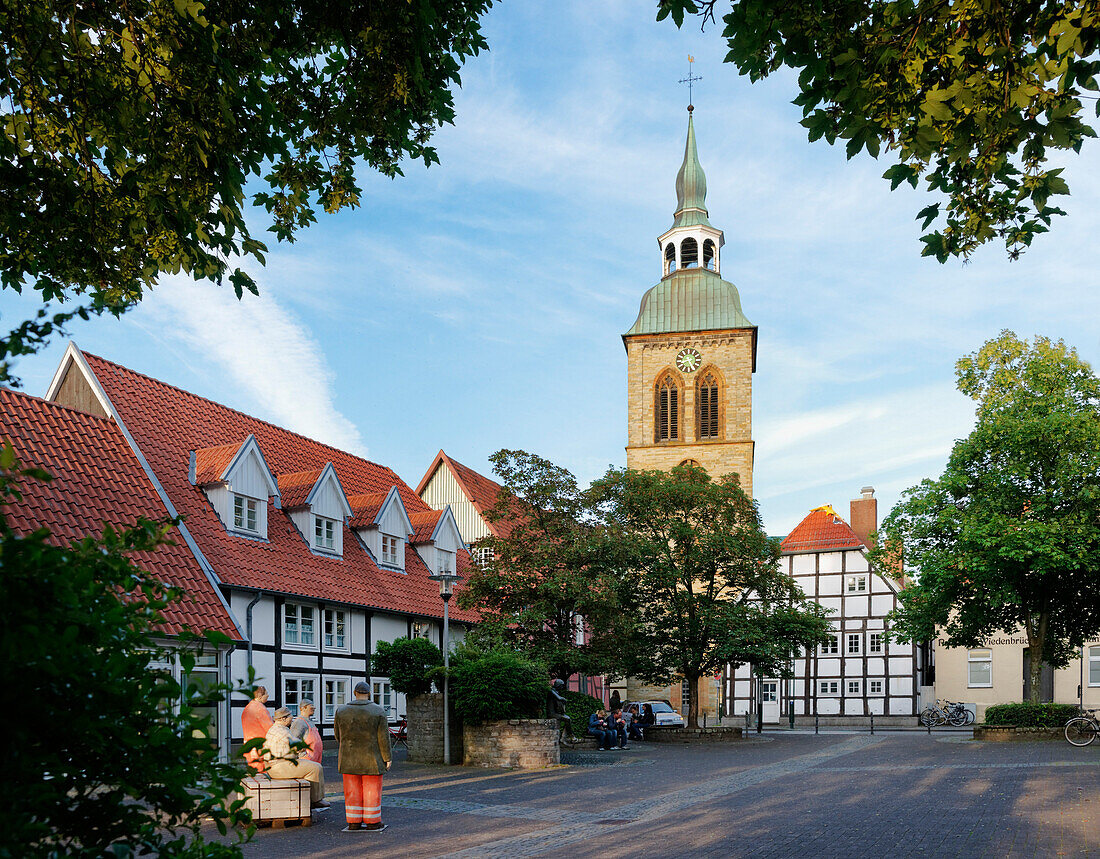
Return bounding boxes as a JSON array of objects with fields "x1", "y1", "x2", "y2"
[{"x1": 679, "y1": 55, "x2": 702, "y2": 109}]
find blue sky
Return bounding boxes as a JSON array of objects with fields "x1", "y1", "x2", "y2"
[{"x1": 3, "y1": 1, "x2": 1099, "y2": 536}]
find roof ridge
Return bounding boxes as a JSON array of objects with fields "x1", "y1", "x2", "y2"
[
  {"x1": 2, "y1": 385, "x2": 114, "y2": 423},
  {"x1": 83, "y1": 352, "x2": 398, "y2": 479}
]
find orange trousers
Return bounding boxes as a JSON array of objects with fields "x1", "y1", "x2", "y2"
[{"x1": 343, "y1": 774, "x2": 383, "y2": 825}]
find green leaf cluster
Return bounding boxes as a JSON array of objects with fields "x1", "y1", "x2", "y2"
[
  {"x1": 983, "y1": 702, "x2": 1079, "y2": 726},
  {"x1": 372, "y1": 636, "x2": 444, "y2": 697},
  {"x1": 449, "y1": 648, "x2": 548, "y2": 726},
  {"x1": 561, "y1": 690, "x2": 605, "y2": 738},
  {"x1": 657, "y1": 0, "x2": 1099, "y2": 260}
]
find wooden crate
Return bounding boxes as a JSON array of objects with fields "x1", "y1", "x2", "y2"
[{"x1": 239, "y1": 775, "x2": 311, "y2": 823}]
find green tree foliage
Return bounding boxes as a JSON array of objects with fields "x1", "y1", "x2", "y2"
[
  {"x1": 0, "y1": 449, "x2": 251, "y2": 856},
  {"x1": 876, "y1": 332, "x2": 1100, "y2": 703},
  {"x1": 450, "y1": 648, "x2": 548, "y2": 725},
  {"x1": 458, "y1": 450, "x2": 633, "y2": 683},
  {"x1": 658, "y1": 0, "x2": 1098, "y2": 261},
  {"x1": 590, "y1": 464, "x2": 831, "y2": 728},
  {"x1": 372, "y1": 636, "x2": 444, "y2": 697},
  {"x1": 561, "y1": 690, "x2": 605, "y2": 738},
  {"x1": 0, "y1": 0, "x2": 493, "y2": 312}
]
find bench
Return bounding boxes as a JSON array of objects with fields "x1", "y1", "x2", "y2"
[{"x1": 239, "y1": 775, "x2": 313, "y2": 828}]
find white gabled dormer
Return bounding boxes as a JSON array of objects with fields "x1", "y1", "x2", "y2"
[
  {"x1": 349, "y1": 486, "x2": 413, "y2": 571},
  {"x1": 191, "y1": 434, "x2": 279, "y2": 539},
  {"x1": 278, "y1": 463, "x2": 353, "y2": 557},
  {"x1": 409, "y1": 505, "x2": 463, "y2": 577}
]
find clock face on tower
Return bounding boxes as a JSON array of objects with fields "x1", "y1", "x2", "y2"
[{"x1": 676, "y1": 348, "x2": 702, "y2": 373}]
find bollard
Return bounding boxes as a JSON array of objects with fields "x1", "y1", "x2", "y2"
[
  {"x1": 927, "y1": 719, "x2": 931, "y2": 736},
  {"x1": 703, "y1": 712, "x2": 707, "y2": 729},
  {"x1": 814, "y1": 714, "x2": 819, "y2": 735},
  {"x1": 788, "y1": 701, "x2": 795, "y2": 730},
  {"x1": 870, "y1": 713, "x2": 875, "y2": 735}
]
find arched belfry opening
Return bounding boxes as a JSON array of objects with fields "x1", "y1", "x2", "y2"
[
  {"x1": 664, "y1": 242, "x2": 677, "y2": 275},
  {"x1": 703, "y1": 239, "x2": 717, "y2": 271},
  {"x1": 680, "y1": 237, "x2": 698, "y2": 269},
  {"x1": 697, "y1": 370, "x2": 721, "y2": 440},
  {"x1": 655, "y1": 373, "x2": 681, "y2": 442}
]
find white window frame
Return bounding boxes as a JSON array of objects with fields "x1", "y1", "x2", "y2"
[
  {"x1": 283, "y1": 602, "x2": 317, "y2": 649},
  {"x1": 868, "y1": 632, "x2": 884, "y2": 654},
  {"x1": 846, "y1": 679, "x2": 862, "y2": 696},
  {"x1": 371, "y1": 676, "x2": 395, "y2": 720},
  {"x1": 282, "y1": 674, "x2": 316, "y2": 717},
  {"x1": 233, "y1": 494, "x2": 258, "y2": 533},
  {"x1": 1090, "y1": 646, "x2": 1100, "y2": 687},
  {"x1": 968, "y1": 649, "x2": 993, "y2": 688},
  {"x1": 846, "y1": 574, "x2": 868, "y2": 593},
  {"x1": 314, "y1": 515, "x2": 336, "y2": 551},
  {"x1": 323, "y1": 608, "x2": 348, "y2": 651},
  {"x1": 868, "y1": 679, "x2": 884, "y2": 696},
  {"x1": 473, "y1": 546, "x2": 493, "y2": 569},
  {"x1": 821, "y1": 635, "x2": 839, "y2": 656},
  {"x1": 322, "y1": 676, "x2": 350, "y2": 723},
  {"x1": 847, "y1": 633, "x2": 862, "y2": 655},
  {"x1": 438, "y1": 549, "x2": 454, "y2": 576},
  {"x1": 380, "y1": 533, "x2": 400, "y2": 567},
  {"x1": 818, "y1": 680, "x2": 839, "y2": 696}
]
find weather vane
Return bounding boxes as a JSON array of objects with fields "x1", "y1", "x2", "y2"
[{"x1": 679, "y1": 55, "x2": 702, "y2": 110}]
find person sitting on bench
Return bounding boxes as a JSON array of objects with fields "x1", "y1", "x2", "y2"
[{"x1": 587, "y1": 709, "x2": 614, "y2": 750}]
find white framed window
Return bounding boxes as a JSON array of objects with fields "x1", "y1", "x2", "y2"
[
  {"x1": 314, "y1": 515, "x2": 336, "y2": 551},
  {"x1": 846, "y1": 574, "x2": 867, "y2": 593},
  {"x1": 323, "y1": 677, "x2": 349, "y2": 722},
  {"x1": 869, "y1": 679, "x2": 884, "y2": 696},
  {"x1": 324, "y1": 609, "x2": 347, "y2": 650},
  {"x1": 847, "y1": 633, "x2": 861, "y2": 655},
  {"x1": 233, "y1": 494, "x2": 258, "y2": 532},
  {"x1": 846, "y1": 679, "x2": 862, "y2": 696},
  {"x1": 284, "y1": 602, "x2": 316, "y2": 647},
  {"x1": 381, "y1": 533, "x2": 400, "y2": 566},
  {"x1": 868, "y1": 632, "x2": 884, "y2": 654},
  {"x1": 819, "y1": 680, "x2": 839, "y2": 695},
  {"x1": 968, "y1": 649, "x2": 993, "y2": 687},
  {"x1": 473, "y1": 546, "x2": 493, "y2": 569},
  {"x1": 371, "y1": 678, "x2": 394, "y2": 719},
  {"x1": 1090, "y1": 646, "x2": 1100, "y2": 687},
  {"x1": 438, "y1": 550, "x2": 454, "y2": 576},
  {"x1": 821, "y1": 635, "x2": 839, "y2": 656},
  {"x1": 283, "y1": 675, "x2": 315, "y2": 716}
]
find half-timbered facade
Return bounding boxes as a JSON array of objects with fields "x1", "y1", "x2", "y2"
[
  {"x1": 44, "y1": 344, "x2": 476, "y2": 744},
  {"x1": 726, "y1": 489, "x2": 926, "y2": 723}
]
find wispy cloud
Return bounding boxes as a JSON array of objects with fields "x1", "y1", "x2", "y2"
[{"x1": 134, "y1": 276, "x2": 367, "y2": 455}]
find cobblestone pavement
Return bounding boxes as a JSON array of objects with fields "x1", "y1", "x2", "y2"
[{"x1": 222, "y1": 733, "x2": 1100, "y2": 858}]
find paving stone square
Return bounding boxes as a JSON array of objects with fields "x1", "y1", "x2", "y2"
[{"x1": 219, "y1": 733, "x2": 1100, "y2": 858}]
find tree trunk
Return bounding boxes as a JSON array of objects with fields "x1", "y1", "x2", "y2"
[
  {"x1": 1025, "y1": 613, "x2": 1049, "y2": 705},
  {"x1": 686, "y1": 673, "x2": 701, "y2": 729}
]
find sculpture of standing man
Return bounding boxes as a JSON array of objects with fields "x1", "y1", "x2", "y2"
[
  {"x1": 333, "y1": 681, "x2": 392, "y2": 832},
  {"x1": 241, "y1": 686, "x2": 273, "y2": 772}
]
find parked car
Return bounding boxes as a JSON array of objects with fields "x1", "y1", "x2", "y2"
[{"x1": 623, "y1": 700, "x2": 686, "y2": 728}]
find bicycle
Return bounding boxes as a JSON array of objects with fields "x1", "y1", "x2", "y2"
[
  {"x1": 1064, "y1": 710, "x2": 1100, "y2": 747},
  {"x1": 919, "y1": 699, "x2": 973, "y2": 727}
]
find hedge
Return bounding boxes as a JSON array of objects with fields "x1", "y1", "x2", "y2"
[
  {"x1": 451, "y1": 650, "x2": 547, "y2": 725},
  {"x1": 983, "y1": 702, "x2": 1079, "y2": 727},
  {"x1": 562, "y1": 690, "x2": 604, "y2": 738}
]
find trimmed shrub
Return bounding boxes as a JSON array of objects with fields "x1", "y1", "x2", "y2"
[
  {"x1": 452, "y1": 650, "x2": 547, "y2": 725},
  {"x1": 372, "y1": 637, "x2": 443, "y2": 696},
  {"x1": 562, "y1": 690, "x2": 604, "y2": 738},
  {"x1": 983, "y1": 702, "x2": 1079, "y2": 727}
]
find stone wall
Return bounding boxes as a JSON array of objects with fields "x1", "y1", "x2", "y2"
[
  {"x1": 646, "y1": 726, "x2": 743, "y2": 743},
  {"x1": 463, "y1": 720, "x2": 560, "y2": 769},
  {"x1": 973, "y1": 725, "x2": 1064, "y2": 742},
  {"x1": 407, "y1": 693, "x2": 463, "y2": 764}
]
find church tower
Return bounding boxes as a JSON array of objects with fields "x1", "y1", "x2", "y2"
[{"x1": 623, "y1": 108, "x2": 756, "y2": 495}]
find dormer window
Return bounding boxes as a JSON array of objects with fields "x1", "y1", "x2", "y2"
[
  {"x1": 438, "y1": 549, "x2": 454, "y2": 576},
  {"x1": 314, "y1": 515, "x2": 336, "y2": 551},
  {"x1": 381, "y1": 534, "x2": 400, "y2": 566},
  {"x1": 233, "y1": 494, "x2": 258, "y2": 532}
]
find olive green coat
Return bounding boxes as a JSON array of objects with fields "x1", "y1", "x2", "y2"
[{"x1": 333, "y1": 699, "x2": 392, "y2": 775}]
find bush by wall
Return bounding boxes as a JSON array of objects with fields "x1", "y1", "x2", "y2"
[
  {"x1": 562, "y1": 690, "x2": 604, "y2": 738},
  {"x1": 372, "y1": 637, "x2": 443, "y2": 696},
  {"x1": 983, "y1": 702, "x2": 1079, "y2": 727},
  {"x1": 451, "y1": 650, "x2": 547, "y2": 725}
]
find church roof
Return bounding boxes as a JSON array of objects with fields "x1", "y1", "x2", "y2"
[
  {"x1": 624, "y1": 268, "x2": 754, "y2": 337},
  {"x1": 673, "y1": 110, "x2": 711, "y2": 229}
]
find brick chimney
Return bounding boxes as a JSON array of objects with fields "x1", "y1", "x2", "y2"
[{"x1": 850, "y1": 486, "x2": 877, "y2": 548}]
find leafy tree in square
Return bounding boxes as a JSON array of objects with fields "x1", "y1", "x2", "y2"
[
  {"x1": 876, "y1": 331, "x2": 1100, "y2": 703},
  {"x1": 657, "y1": 0, "x2": 1098, "y2": 261},
  {"x1": 372, "y1": 636, "x2": 444, "y2": 697}
]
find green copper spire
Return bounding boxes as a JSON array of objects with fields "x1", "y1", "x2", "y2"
[{"x1": 673, "y1": 108, "x2": 712, "y2": 228}]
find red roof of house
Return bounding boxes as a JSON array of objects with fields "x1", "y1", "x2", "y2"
[
  {"x1": 417, "y1": 450, "x2": 522, "y2": 538},
  {"x1": 277, "y1": 467, "x2": 324, "y2": 510},
  {"x1": 347, "y1": 492, "x2": 389, "y2": 530},
  {"x1": 409, "y1": 510, "x2": 443, "y2": 544},
  {"x1": 781, "y1": 505, "x2": 868, "y2": 553},
  {"x1": 0, "y1": 388, "x2": 241, "y2": 639},
  {"x1": 193, "y1": 440, "x2": 242, "y2": 486},
  {"x1": 81, "y1": 353, "x2": 477, "y2": 622}
]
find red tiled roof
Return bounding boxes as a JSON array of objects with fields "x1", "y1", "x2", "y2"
[
  {"x1": 409, "y1": 510, "x2": 443, "y2": 544},
  {"x1": 781, "y1": 505, "x2": 868, "y2": 553},
  {"x1": 0, "y1": 388, "x2": 240, "y2": 639},
  {"x1": 347, "y1": 492, "x2": 389, "y2": 530},
  {"x1": 81, "y1": 353, "x2": 477, "y2": 622},
  {"x1": 417, "y1": 450, "x2": 523, "y2": 538},
  {"x1": 193, "y1": 440, "x2": 242, "y2": 485},
  {"x1": 278, "y1": 468, "x2": 323, "y2": 509}
]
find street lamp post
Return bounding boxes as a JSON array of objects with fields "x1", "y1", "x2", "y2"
[{"x1": 429, "y1": 570, "x2": 462, "y2": 765}]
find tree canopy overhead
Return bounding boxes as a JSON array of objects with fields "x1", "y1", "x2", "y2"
[
  {"x1": 657, "y1": 0, "x2": 1099, "y2": 261},
  {"x1": 876, "y1": 331, "x2": 1100, "y2": 702},
  {"x1": 0, "y1": 0, "x2": 494, "y2": 309}
]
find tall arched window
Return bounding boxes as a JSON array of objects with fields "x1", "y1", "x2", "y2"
[
  {"x1": 702, "y1": 239, "x2": 716, "y2": 271},
  {"x1": 664, "y1": 242, "x2": 676, "y2": 275},
  {"x1": 680, "y1": 237, "x2": 698, "y2": 268},
  {"x1": 655, "y1": 374, "x2": 680, "y2": 442},
  {"x1": 697, "y1": 371, "x2": 720, "y2": 439}
]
